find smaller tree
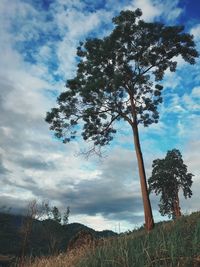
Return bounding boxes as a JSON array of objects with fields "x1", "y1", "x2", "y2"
[
  {"x1": 52, "y1": 206, "x2": 61, "y2": 224},
  {"x1": 148, "y1": 149, "x2": 193, "y2": 219},
  {"x1": 40, "y1": 202, "x2": 70, "y2": 254},
  {"x1": 42, "y1": 202, "x2": 70, "y2": 224},
  {"x1": 63, "y1": 206, "x2": 70, "y2": 225}
]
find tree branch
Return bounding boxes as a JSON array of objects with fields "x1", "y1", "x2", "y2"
[{"x1": 100, "y1": 114, "x2": 120, "y2": 134}]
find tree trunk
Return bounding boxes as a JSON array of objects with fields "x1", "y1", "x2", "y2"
[
  {"x1": 132, "y1": 122, "x2": 154, "y2": 231},
  {"x1": 173, "y1": 191, "x2": 181, "y2": 219}
]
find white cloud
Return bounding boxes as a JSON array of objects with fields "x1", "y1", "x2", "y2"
[
  {"x1": 51, "y1": 4, "x2": 114, "y2": 77},
  {"x1": 165, "y1": 94, "x2": 186, "y2": 113},
  {"x1": 162, "y1": 71, "x2": 182, "y2": 90},
  {"x1": 162, "y1": 0, "x2": 182, "y2": 21},
  {"x1": 125, "y1": 0, "x2": 161, "y2": 21},
  {"x1": 72, "y1": 213, "x2": 135, "y2": 232},
  {"x1": 124, "y1": 0, "x2": 182, "y2": 21},
  {"x1": 182, "y1": 94, "x2": 200, "y2": 111},
  {"x1": 192, "y1": 86, "x2": 200, "y2": 98},
  {"x1": 191, "y1": 24, "x2": 200, "y2": 41}
]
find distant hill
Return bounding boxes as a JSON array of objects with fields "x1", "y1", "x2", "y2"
[{"x1": 0, "y1": 212, "x2": 117, "y2": 258}]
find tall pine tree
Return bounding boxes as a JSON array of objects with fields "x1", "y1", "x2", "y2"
[{"x1": 46, "y1": 9, "x2": 198, "y2": 231}]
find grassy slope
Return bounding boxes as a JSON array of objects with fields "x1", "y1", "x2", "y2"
[{"x1": 25, "y1": 212, "x2": 200, "y2": 267}]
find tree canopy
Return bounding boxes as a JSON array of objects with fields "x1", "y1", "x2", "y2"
[
  {"x1": 46, "y1": 9, "x2": 198, "y2": 153},
  {"x1": 148, "y1": 149, "x2": 194, "y2": 219}
]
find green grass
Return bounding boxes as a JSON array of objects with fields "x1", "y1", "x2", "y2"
[
  {"x1": 76, "y1": 212, "x2": 200, "y2": 267},
  {"x1": 23, "y1": 212, "x2": 200, "y2": 267}
]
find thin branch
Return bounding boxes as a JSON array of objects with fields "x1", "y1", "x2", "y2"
[
  {"x1": 100, "y1": 114, "x2": 120, "y2": 134},
  {"x1": 141, "y1": 65, "x2": 155, "y2": 76},
  {"x1": 78, "y1": 144, "x2": 103, "y2": 159},
  {"x1": 118, "y1": 111, "x2": 133, "y2": 125}
]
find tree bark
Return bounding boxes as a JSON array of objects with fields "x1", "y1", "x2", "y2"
[
  {"x1": 132, "y1": 122, "x2": 154, "y2": 231},
  {"x1": 173, "y1": 191, "x2": 181, "y2": 219}
]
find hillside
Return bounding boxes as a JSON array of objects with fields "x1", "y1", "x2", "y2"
[
  {"x1": 23, "y1": 212, "x2": 200, "y2": 267},
  {"x1": 0, "y1": 212, "x2": 117, "y2": 261}
]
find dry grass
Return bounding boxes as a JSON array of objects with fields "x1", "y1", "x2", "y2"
[
  {"x1": 22, "y1": 242, "x2": 97, "y2": 267},
  {"x1": 22, "y1": 237, "x2": 112, "y2": 267}
]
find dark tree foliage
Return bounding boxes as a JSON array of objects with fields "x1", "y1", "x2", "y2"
[
  {"x1": 41, "y1": 203, "x2": 70, "y2": 253},
  {"x1": 52, "y1": 206, "x2": 61, "y2": 224},
  {"x1": 46, "y1": 9, "x2": 197, "y2": 148},
  {"x1": 43, "y1": 202, "x2": 70, "y2": 225},
  {"x1": 63, "y1": 206, "x2": 70, "y2": 225},
  {"x1": 148, "y1": 149, "x2": 194, "y2": 219},
  {"x1": 46, "y1": 9, "x2": 198, "y2": 230}
]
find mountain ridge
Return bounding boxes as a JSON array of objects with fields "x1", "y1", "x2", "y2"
[{"x1": 0, "y1": 211, "x2": 117, "y2": 258}]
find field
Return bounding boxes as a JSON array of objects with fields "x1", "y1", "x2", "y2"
[{"x1": 23, "y1": 212, "x2": 200, "y2": 267}]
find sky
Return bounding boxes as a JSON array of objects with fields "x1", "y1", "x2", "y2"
[{"x1": 0, "y1": 0, "x2": 200, "y2": 232}]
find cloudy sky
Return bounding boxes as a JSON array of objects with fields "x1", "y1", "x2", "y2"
[{"x1": 0, "y1": 0, "x2": 200, "y2": 232}]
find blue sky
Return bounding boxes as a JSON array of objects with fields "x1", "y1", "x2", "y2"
[{"x1": 0, "y1": 0, "x2": 200, "y2": 232}]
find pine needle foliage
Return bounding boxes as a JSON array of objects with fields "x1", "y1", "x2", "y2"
[
  {"x1": 148, "y1": 149, "x2": 194, "y2": 219},
  {"x1": 46, "y1": 9, "x2": 198, "y2": 148}
]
